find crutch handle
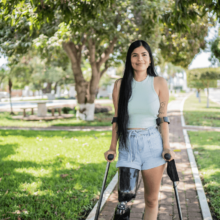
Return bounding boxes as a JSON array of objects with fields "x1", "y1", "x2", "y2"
[
  {"x1": 108, "y1": 154, "x2": 114, "y2": 160},
  {"x1": 164, "y1": 153, "x2": 171, "y2": 161}
]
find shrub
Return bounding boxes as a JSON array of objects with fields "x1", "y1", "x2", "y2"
[
  {"x1": 95, "y1": 104, "x2": 112, "y2": 113},
  {"x1": 62, "y1": 107, "x2": 72, "y2": 114}
]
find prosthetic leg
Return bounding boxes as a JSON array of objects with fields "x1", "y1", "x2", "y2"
[{"x1": 113, "y1": 167, "x2": 140, "y2": 220}]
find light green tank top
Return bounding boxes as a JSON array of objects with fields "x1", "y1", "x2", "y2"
[{"x1": 127, "y1": 74, "x2": 160, "y2": 128}]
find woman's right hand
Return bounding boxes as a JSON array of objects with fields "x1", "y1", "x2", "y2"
[{"x1": 104, "y1": 149, "x2": 117, "y2": 162}]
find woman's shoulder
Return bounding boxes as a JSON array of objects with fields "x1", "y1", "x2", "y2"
[
  {"x1": 154, "y1": 76, "x2": 166, "y2": 84},
  {"x1": 115, "y1": 78, "x2": 123, "y2": 83},
  {"x1": 153, "y1": 76, "x2": 167, "y2": 95},
  {"x1": 153, "y1": 75, "x2": 163, "y2": 79},
  {"x1": 114, "y1": 78, "x2": 123, "y2": 89}
]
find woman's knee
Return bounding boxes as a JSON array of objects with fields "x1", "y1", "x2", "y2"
[{"x1": 145, "y1": 195, "x2": 158, "y2": 208}]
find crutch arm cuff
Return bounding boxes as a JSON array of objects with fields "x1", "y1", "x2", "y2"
[
  {"x1": 156, "y1": 117, "x2": 170, "y2": 126},
  {"x1": 111, "y1": 117, "x2": 118, "y2": 124}
]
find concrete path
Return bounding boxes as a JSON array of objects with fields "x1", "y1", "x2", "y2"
[{"x1": 97, "y1": 94, "x2": 214, "y2": 220}]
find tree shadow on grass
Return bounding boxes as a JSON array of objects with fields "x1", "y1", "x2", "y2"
[
  {"x1": 0, "y1": 157, "x2": 117, "y2": 220},
  {"x1": 0, "y1": 130, "x2": 116, "y2": 220}
]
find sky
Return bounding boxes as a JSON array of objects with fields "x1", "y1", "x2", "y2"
[
  {"x1": 0, "y1": 21, "x2": 219, "y2": 70},
  {"x1": 0, "y1": 54, "x2": 7, "y2": 68}
]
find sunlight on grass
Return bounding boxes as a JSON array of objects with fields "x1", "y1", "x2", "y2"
[
  {"x1": 169, "y1": 95, "x2": 176, "y2": 102},
  {"x1": 184, "y1": 91, "x2": 220, "y2": 127},
  {"x1": 0, "y1": 130, "x2": 118, "y2": 219},
  {"x1": 188, "y1": 130, "x2": 220, "y2": 218}
]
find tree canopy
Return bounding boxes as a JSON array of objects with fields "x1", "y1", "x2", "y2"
[
  {"x1": 187, "y1": 67, "x2": 220, "y2": 81},
  {"x1": 187, "y1": 67, "x2": 220, "y2": 107},
  {"x1": 0, "y1": 0, "x2": 219, "y2": 119},
  {"x1": 0, "y1": 0, "x2": 216, "y2": 66}
]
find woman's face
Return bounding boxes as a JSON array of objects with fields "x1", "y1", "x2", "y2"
[{"x1": 131, "y1": 46, "x2": 151, "y2": 73}]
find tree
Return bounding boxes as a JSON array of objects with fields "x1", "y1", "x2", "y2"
[
  {"x1": 0, "y1": 55, "x2": 33, "y2": 114},
  {"x1": 14, "y1": 48, "x2": 75, "y2": 95},
  {"x1": 0, "y1": 0, "x2": 216, "y2": 121},
  {"x1": 159, "y1": 12, "x2": 215, "y2": 68},
  {"x1": 28, "y1": 56, "x2": 74, "y2": 94},
  {"x1": 187, "y1": 68, "x2": 220, "y2": 107},
  {"x1": 157, "y1": 52, "x2": 185, "y2": 90},
  {"x1": 187, "y1": 80, "x2": 205, "y2": 103}
]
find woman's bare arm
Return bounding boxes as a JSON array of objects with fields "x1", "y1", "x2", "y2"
[
  {"x1": 109, "y1": 79, "x2": 121, "y2": 151},
  {"x1": 158, "y1": 77, "x2": 170, "y2": 149}
]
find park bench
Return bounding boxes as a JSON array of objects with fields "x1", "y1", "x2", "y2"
[
  {"x1": 47, "y1": 107, "x2": 62, "y2": 116},
  {"x1": 20, "y1": 107, "x2": 37, "y2": 117}
]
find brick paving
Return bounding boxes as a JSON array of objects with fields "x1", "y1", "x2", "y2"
[{"x1": 98, "y1": 95, "x2": 205, "y2": 220}]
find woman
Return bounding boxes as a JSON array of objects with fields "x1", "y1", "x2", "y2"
[{"x1": 104, "y1": 40, "x2": 175, "y2": 220}]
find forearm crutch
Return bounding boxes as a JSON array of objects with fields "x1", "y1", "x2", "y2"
[{"x1": 94, "y1": 154, "x2": 114, "y2": 220}]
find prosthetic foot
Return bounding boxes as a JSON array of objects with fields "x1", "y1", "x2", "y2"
[{"x1": 113, "y1": 167, "x2": 139, "y2": 220}]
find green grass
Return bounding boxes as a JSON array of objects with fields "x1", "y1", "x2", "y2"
[
  {"x1": 187, "y1": 131, "x2": 220, "y2": 219},
  {"x1": 183, "y1": 92, "x2": 220, "y2": 127},
  {"x1": 169, "y1": 95, "x2": 176, "y2": 103},
  {"x1": 0, "y1": 130, "x2": 118, "y2": 220}
]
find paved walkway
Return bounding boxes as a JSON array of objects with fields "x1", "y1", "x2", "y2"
[{"x1": 98, "y1": 95, "x2": 211, "y2": 220}]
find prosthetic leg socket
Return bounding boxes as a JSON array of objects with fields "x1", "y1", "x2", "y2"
[{"x1": 113, "y1": 167, "x2": 139, "y2": 220}]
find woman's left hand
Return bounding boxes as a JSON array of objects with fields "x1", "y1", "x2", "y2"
[{"x1": 162, "y1": 148, "x2": 176, "y2": 162}]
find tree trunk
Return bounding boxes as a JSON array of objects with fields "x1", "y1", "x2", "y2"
[
  {"x1": 42, "y1": 82, "x2": 52, "y2": 94},
  {"x1": 62, "y1": 37, "x2": 116, "y2": 121},
  {"x1": 8, "y1": 78, "x2": 14, "y2": 115},
  {"x1": 206, "y1": 87, "x2": 209, "y2": 108},
  {"x1": 198, "y1": 91, "x2": 201, "y2": 103},
  {"x1": 62, "y1": 41, "x2": 94, "y2": 120},
  {"x1": 54, "y1": 81, "x2": 59, "y2": 94},
  {"x1": 46, "y1": 82, "x2": 52, "y2": 93}
]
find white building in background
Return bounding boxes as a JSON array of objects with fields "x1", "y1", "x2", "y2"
[
  {"x1": 162, "y1": 71, "x2": 189, "y2": 92},
  {"x1": 169, "y1": 72, "x2": 188, "y2": 91},
  {"x1": 22, "y1": 86, "x2": 31, "y2": 97},
  {"x1": 69, "y1": 86, "x2": 76, "y2": 98}
]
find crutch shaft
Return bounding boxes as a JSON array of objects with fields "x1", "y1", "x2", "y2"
[{"x1": 173, "y1": 182, "x2": 183, "y2": 220}]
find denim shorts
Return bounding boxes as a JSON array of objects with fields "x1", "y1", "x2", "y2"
[{"x1": 116, "y1": 125, "x2": 166, "y2": 171}]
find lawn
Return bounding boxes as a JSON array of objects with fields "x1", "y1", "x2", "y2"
[
  {"x1": 169, "y1": 95, "x2": 176, "y2": 103},
  {"x1": 183, "y1": 92, "x2": 220, "y2": 127},
  {"x1": 0, "y1": 96, "x2": 175, "y2": 128},
  {"x1": 0, "y1": 130, "x2": 118, "y2": 220},
  {"x1": 187, "y1": 131, "x2": 220, "y2": 219}
]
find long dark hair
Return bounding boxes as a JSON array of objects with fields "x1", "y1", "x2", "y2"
[{"x1": 116, "y1": 40, "x2": 159, "y2": 151}]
